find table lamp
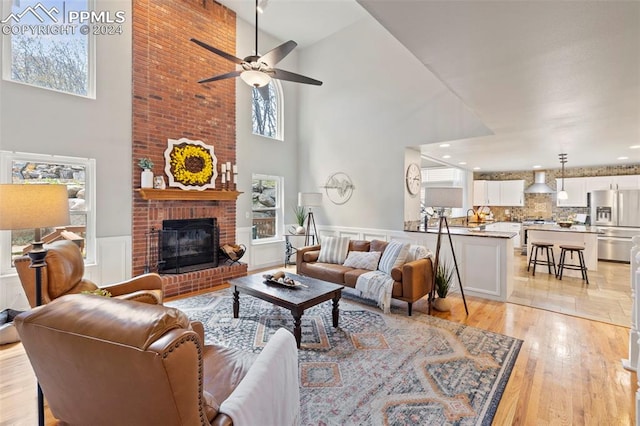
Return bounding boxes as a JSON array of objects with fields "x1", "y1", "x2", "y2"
[
  {"x1": 298, "y1": 192, "x2": 322, "y2": 246},
  {"x1": 0, "y1": 183, "x2": 70, "y2": 426},
  {"x1": 424, "y1": 187, "x2": 468, "y2": 315}
]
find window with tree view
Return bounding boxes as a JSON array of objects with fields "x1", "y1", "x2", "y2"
[
  {"x1": 251, "y1": 81, "x2": 282, "y2": 139},
  {"x1": 252, "y1": 175, "x2": 282, "y2": 241},
  {"x1": 1, "y1": 152, "x2": 95, "y2": 270},
  {"x1": 3, "y1": 0, "x2": 93, "y2": 97}
]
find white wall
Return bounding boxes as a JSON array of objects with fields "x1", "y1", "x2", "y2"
[
  {"x1": 234, "y1": 17, "x2": 302, "y2": 269},
  {"x1": 0, "y1": 1, "x2": 133, "y2": 309},
  {"x1": 297, "y1": 18, "x2": 491, "y2": 231},
  {"x1": 0, "y1": 0, "x2": 132, "y2": 238}
]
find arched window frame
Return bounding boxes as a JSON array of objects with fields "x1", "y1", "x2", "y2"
[{"x1": 251, "y1": 79, "x2": 284, "y2": 141}]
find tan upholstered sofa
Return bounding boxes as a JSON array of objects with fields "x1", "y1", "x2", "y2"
[
  {"x1": 15, "y1": 294, "x2": 300, "y2": 426},
  {"x1": 297, "y1": 239, "x2": 434, "y2": 315},
  {"x1": 15, "y1": 240, "x2": 163, "y2": 306}
]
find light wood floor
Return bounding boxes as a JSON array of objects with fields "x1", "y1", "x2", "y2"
[
  {"x1": 0, "y1": 268, "x2": 635, "y2": 425},
  {"x1": 509, "y1": 250, "x2": 632, "y2": 327}
]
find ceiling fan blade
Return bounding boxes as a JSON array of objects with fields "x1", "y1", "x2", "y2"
[
  {"x1": 198, "y1": 70, "x2": 242, "y2": 84},
  {"x1": 259, "y1": 40, "x2": 297, "y2": 67},
  {"x1": 191, "y1": 38, "x2": 244, "y2": 65},
  {"x1": 272, "y1": 68, "x2": 323, "y2": 86}
]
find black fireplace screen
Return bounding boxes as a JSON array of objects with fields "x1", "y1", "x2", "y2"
[{"x1": 157, "y1": 218, "x2": 219, "y2": 274}]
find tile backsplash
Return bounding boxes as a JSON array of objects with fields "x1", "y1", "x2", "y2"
[{"x1": 474, "y1": 164, "x2": 640, "y2": 223}]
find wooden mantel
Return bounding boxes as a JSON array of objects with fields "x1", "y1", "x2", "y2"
[{"x1": 137, "y1": 188, "x2": 242, "y2": 201}]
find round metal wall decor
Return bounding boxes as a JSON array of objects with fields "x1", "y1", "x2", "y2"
[{"x1": 322, "y1": 172, "x2": 355, "y2": 205}]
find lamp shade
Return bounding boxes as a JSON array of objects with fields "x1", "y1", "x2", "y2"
[
  {"x1": 0, "y1": 184, "x2": 70, "y2": 230},
  {"x1": 425, "y1": 187, "x2": 463, "y2": 208},
  {"x1": 298, "y1": 192, "x2": 322, "y2": 207}
]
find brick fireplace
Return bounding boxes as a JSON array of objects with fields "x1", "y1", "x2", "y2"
[{"x1": 132, "y1": 0, "x2": 246, "y2": 297}]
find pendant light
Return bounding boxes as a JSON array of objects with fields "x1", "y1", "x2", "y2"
[{"x1": 558, "y1": 153, "x2": 568, "y2": 200}]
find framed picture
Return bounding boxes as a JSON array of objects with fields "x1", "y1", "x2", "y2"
[{"x1": 164, "y1": 138, "x2": 218, "y2": 191}]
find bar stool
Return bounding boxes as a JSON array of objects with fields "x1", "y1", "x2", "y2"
[
  {"x1": 557, "y1": 245, "x2": 589, "y2": 284},
  {"x1": 527, "y1": 242, "x2": 556, "y2": 276}
]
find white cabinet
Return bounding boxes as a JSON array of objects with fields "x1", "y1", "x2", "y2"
[
  {"x1": 499, "y1": 180, "x2": 524, "y2": 206},
  {"x1": 585, "y1": 175, "x2": 640, "y2": 192},
  {"x1": 485, "y1": 222, "x2": 522, "y2": 247},
  {"x1": 473, "y1": 180, "x2": 524, "y2": 206},
  {"x1": 556, "y1": 177, "x2": 588, "y2": 207}
]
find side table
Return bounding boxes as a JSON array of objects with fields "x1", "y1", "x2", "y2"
[{"x1": 284, "y1": 233, "x2": 315, "y2": 266}]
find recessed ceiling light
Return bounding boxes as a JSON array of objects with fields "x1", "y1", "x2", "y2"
[
  {"x1": 473, "y1": 167, "x2": 481, "y2": 170},
  {"x1": 630, "y1": 145, "x2": 640, "y2": 149},
  {"x1": 618, "y1": 156, "x2": 629, "y2": 160},
  {"x1": 442, "y1": 155, "x2": 451, "y2": 159},
  {"x1": 458, "y1": 161, "x2": 467, "y2": 165},
  {"x1": 533, "y1": 165, "x2": 541, "y2": 169},
  {"x1": 439, "y1": 143, "x2": 450, "y2": 148}
]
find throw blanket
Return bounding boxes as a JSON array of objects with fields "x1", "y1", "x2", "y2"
[
  {"x1": 219, "y1": 328, "x2": 300, "y2": 426},
  {"x1": 355, "y1": 271, "x2": 395, "y2": 314}
]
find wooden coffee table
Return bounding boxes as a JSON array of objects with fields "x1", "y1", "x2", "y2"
[{"x1": 230, "y1": 272, "x2": 344, "y2": 348}]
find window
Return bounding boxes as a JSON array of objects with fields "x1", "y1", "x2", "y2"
[
  {"x1": 0, "y1": 152, "x2": 96, "y2": 273},
  {"x1": 2, "y1": 0, "x2": 95, "y2": 97},
  {"x1": 251, "y1": 174, "x2": 283, "y2": 241},
  {"x1": 251, "y1": 80, "x2": 283, "y2": 140}
]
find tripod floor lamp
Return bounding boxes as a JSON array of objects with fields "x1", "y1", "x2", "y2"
[
  {"x1": 298, "y1": 192, "x2": 322, "y2": 246},
  {"x1": 424, "y1": 187, "x2": 469, "y2": 315},
  {"x1": 0, "y1": 184, "x2": 70, "y2": 426}
]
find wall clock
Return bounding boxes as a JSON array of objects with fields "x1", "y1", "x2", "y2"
[{"x1": 405, "y1": 163, "x2": 421, "y2": 195}]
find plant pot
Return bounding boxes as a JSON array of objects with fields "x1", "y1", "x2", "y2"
[
  {"x1": 433, "y1": 297, "x2": 451, "y2": 312},
  {"x1": 296, "y1": 226, "x2": 306, "y2": 234},
  {"x1": 141, "y1": 169, "x2": 154, "y2": 188}
]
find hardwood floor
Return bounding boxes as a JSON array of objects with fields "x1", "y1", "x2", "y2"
[
  {"x1": 0, "y1": 271, "x2": 635, "y2": 425},
  {"x1": 509, "y1": 250, "x2": 632, "y2": 327}
]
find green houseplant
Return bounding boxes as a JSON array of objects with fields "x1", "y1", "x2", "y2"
[
  {"x1": 138, "y1": 158, "x2": 154, "y2": 189},
  {"x1": 433, "y1": 260, "x2": 454, "y2": 312},
  {"x1": 292, "y1": 206, "x2": 306, "y2": 234}
]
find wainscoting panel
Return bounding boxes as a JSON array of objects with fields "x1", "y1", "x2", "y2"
[{"x1": 0, "y1": 236, "x2": 132, "y2": 310}]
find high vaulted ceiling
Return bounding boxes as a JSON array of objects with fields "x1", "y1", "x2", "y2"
[{"x1": 217, "y1": 0, "x2": 640, "y2": 172}]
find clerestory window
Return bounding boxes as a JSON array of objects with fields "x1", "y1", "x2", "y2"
[
  {"x1": 1, "y1": 0, "x2": 96, "y2": 98},
  {"x1": 251, "y1": 80, "x2": 283, "y2": 140}
]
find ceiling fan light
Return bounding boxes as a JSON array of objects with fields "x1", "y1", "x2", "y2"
[
  {"x1": 240, "y1": 70, "x2": 271, "y2": 87},
  {"x1": 557, "y1": 190, "x2": 569, "y2": 200}
]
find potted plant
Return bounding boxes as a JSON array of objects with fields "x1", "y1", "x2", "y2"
[
  {"x1": 433, "y1": 260, "x2": 454, "y2": 312},
  {"x1": 138, "y1": 158, "x2": 154, "y2": 188},
  {"x1": 292, "y1": 206, "x2": 306, "y2": 234}
]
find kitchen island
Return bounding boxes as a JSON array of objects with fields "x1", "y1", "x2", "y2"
[
  {"x1": 525, "y1": 224, "x2": 603, "y2": 274},
  {"x1": 406, "y1": 225, "x2": 517, "y2": 302}
]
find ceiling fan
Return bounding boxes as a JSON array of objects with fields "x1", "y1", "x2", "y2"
[{"x1": 191, "y1": 0, "x2": 322, "y2": 88}]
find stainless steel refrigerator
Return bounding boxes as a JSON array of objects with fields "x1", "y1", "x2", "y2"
[{"x1": 591, "y1": 189, "x2": 640, "y2": 262}]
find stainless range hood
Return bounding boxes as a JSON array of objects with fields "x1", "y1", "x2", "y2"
[{"x1": 524, "y1": 171, "x2": 555, "y2": 194}]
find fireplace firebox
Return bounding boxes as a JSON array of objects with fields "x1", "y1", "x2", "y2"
[{"x1": 158, "y1": 218, "x2": 219, "y2": 274}]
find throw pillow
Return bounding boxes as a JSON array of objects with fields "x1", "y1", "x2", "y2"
[
  {"x1": 405, "y1": 245, "x2": 432, "y2": 262},
  {"x1": 343, "y1": 251, "x2": 382, "y2": 270},
  {"x1": 378, "y1": 241, "x2": 410, "y2": 274},
  {"x1": 318, "y1": 236, "x2": 351, "y2": 264}
]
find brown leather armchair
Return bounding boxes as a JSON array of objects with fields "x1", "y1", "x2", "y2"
[
  {"x1": 15, "y1": 240, "x2": 163, "y2": 306},
  {"x1": 14, "y1": 294, "x2": 300, "y2": 426}
]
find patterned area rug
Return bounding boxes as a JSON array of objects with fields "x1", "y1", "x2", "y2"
[{"x1": 167, "y1": 289, "x2": 522, "y2": 426}]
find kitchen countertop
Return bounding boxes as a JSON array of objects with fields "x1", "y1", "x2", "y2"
[
  {"x1": 407, "y1": 227, "x2": 517, "y2": 239},
  {"x1": 523, "y1": 224, "x2": 604, "y2": 234}
]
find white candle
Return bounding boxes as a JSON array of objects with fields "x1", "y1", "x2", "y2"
[
  {"x1": 221, "y1": 173, "x2": 226, "y2": 184},
  {"x1": 226, "y1": 171, "x2": 231, "y2": 181},
  {"x1": 226, "y1": 161, "x2": 231, "y2": 171},
  {"x1": 234, "y1": 173, "x2": 238, "y2": 184},
  {"x1": 232, "y1": 164, "x2": 238, "y2": 174},
  {"x1": 221, "y1": 163, "x2": 226, "y2": 173}
]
